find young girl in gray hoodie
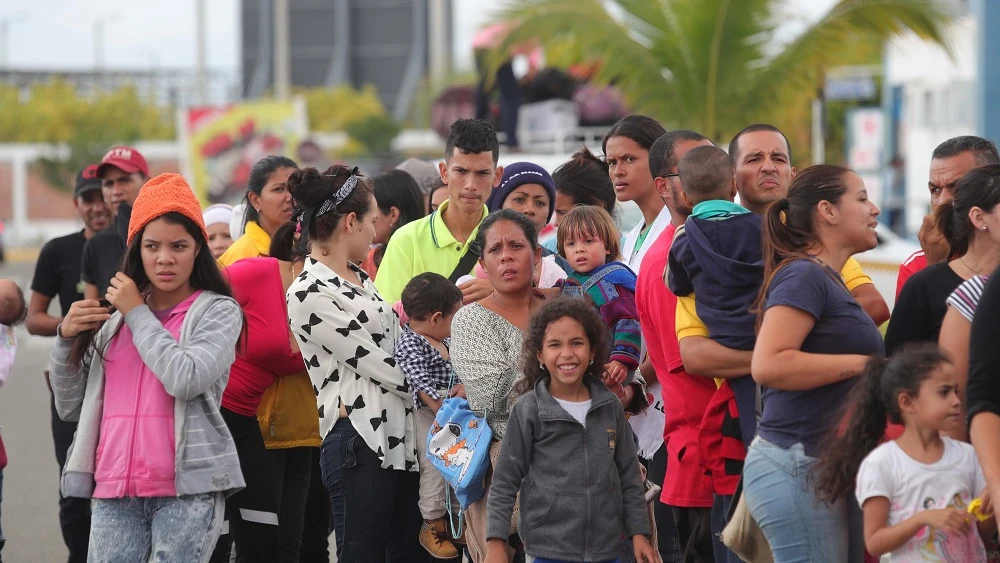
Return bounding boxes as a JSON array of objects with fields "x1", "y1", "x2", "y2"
[
  {"x1": 485, "y1": 298, "x2": 657, "y2": 563},
  {"x1": 51, "y1": 174, "x2": 245, "y2": 563}
]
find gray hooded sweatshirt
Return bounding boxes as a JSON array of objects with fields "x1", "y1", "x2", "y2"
[
  {"x1": 487, "y1": 375, "x2": 650, "y2": 561},
  {"x1": 49, "y1": 291, "x2": 246, "y2": 498}
]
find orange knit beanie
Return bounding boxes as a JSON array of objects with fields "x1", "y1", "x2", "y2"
[{"x1": 128, "y1": 173, "x2": 209, "y2": 246}]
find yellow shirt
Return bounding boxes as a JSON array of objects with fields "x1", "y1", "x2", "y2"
[
  {"x1": 218, "y1": 220, "x2": 271, "y2": 267},
  {"x1": 674, "y1": 257, "x2": 874, "y2": 387},
  {"x1": 374, "y1": 199, "x2": 488, "y2": 303}
]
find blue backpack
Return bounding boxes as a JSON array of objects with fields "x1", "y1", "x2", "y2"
[{"x1": 427, "y1": 396, "x2": 493, "y2": 510}]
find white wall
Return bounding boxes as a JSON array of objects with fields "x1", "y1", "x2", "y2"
[{"x1": 884, "y1": 15, "x2": 978, "y2": 235}]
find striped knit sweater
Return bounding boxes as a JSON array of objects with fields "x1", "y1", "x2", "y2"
[
  {"x1": 50, "y1": 291, "x2": 246, "y2": 499},
  {"x1": 566, "y1": 262, "x2": 642, "y2": 371}
]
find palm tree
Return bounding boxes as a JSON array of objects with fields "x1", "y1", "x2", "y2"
[{"x1": 490, "y1": 0, "x2": 953, "y2": 146}]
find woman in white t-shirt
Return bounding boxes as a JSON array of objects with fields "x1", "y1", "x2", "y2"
[{"x1": 814, "y1": 344, "x2": 994, "y2": 562}]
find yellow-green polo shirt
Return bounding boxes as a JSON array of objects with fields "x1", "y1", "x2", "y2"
[{"x1": 374, "y1": 200, "x2": 488, "y2": 303}]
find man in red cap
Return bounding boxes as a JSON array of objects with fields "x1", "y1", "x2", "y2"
[
  {"x1": 26, "y1": 164, "x2": 111, "y2": 563},
  {"x1": 81, "y1": 146, "x2": 150, "y2": 300}
]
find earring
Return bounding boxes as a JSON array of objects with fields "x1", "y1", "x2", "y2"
[
  {"x1": 589, "y1": 359, "x2": 593, "y2": 365},
  {"x1": 984, "y1": 226, "x2": 989, "y2": 231}
]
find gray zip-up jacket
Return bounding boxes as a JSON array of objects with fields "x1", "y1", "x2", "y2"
[
  {"x1": 49, "y1": 291, "x2": 246, "y2": 498},
  {"x1": 487, "y1": 375, "x2": 650, "y2": 561}
]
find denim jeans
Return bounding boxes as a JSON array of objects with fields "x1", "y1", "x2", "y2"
[
  {"x1": 531, "y1": 558, "x2": 620, "y2": 563},
  {"x1": 320, "y1": 418, "x2": 429, "y2": 563},
  {"x1": 88, "y1": 493, "x2": 224, "y2": 563},
  {"x1": 645, "y1": 444, "x2": 683, "y2": 563},
  {"x1": 710, "y1": 495, "x2": 741, "y2": 563},
  {"x1": 742, "y1": 438, "x2": 861, "y2": 563}
]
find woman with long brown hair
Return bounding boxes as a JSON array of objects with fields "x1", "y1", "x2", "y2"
[
  {"x1": 285, "y1": 166, "x2": 426, "y2": 562},
  {"x1": 744, "y1": 165, "x2": 884, "y2": 562}
]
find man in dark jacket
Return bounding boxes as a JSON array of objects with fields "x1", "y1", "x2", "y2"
[{"x1": 81, "y1": 146, "x2": 149, "y2": 300}]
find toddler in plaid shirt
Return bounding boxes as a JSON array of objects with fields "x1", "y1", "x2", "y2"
[{"x1": 395, "y1": 273, "x2": 465, "y2": 559}]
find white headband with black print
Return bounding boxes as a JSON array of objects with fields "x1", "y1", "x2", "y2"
[{"x1": 296, "y1": 167, "x2": 359, "y2": 236}]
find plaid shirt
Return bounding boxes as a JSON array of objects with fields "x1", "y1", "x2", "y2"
[{"x1": 394, "y1": 325, "x2": 456, "y2": 409}]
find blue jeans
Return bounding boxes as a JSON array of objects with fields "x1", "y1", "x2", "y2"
[
  {"x1": 742, "y1": 438, "x2": 861, "y2": 563},
  {"x1": 532, "y1": 558, "x2": 619, "y2": 563},
  {"x1": 88, "y1": 493, "x2": 224, "y2": 563},
  {"x1": 320, "y1": 418, "x2": 429, "y2": 563},
  {"x1": 644, "y1": 444, "x2": 682, "y2": 563},
  {"x1": 711, "y1": 495, "x2": 740, "y2": 563}
]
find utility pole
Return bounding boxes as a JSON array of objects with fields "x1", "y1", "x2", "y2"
[
  {"x1": 195, "y1": 0, "x2": 207, "y2": 104},
  {"x1": 274, "y1": 0, "x2": 290, "y2": 101},
  {"x1": 93, "y1": 19, "x2": 104, "y2": 71},
  {"x1": 93, "y1": 15, "x2": 118, "y2": 71},
  {"x1": 1, "y1": 12, "x2": 27, "y2": 69},
  {"x1": 0, "y1": 18, "x2": 9, "y2": 69},
  {"x1": 811, "y1": 91, "x2": 825, "y2": 165},
  {"x1": 428, "y1": 0, "x2": 451, "y2": 82}
]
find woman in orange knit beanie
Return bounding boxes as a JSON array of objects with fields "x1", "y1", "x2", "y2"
[{"x1": 50, "y1": 172, "x2": 246, "y2": 562}]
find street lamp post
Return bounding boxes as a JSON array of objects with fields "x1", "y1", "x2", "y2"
[
  {"x1": 93, "y1": 14, "x2": 119, "y2": 71},
  {"x1": 274, "y1": 0, "x2": 290, "y2": 101},
  {"x1": 0, "y1": 12, "x2": 27, "y2": 69}
]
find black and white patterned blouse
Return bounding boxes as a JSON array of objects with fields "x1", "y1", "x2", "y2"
[
  {"x1": 286, "y1": 257, "x2": 417, "y2": 471},
  {"x1": 449, "y1": 302, "x2": 526, "y2": 439}
]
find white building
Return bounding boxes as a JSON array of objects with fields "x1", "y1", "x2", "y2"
[{"x1": 884, "y1": 12, "x2": 977, "y2": 236}]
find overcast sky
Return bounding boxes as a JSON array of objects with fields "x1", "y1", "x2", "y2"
[{"x1": 2, "y1": 0, "x2": 836, "y2": 76}]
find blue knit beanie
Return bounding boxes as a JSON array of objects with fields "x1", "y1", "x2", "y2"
[{"x1": 486, "y1": 162, "x2": 557, "y2": 223}]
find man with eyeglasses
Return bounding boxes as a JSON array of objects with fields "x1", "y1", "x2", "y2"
[
  {"x1": 637, "y1": 129, "x2": 717, "y2": 562},
  {"x1": 81, "y1": 146, "x2": 150, "y2": 300}
]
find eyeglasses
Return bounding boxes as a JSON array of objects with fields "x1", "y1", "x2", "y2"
[{"x1": 661, "y1": 173, "x2": 680, "y2": 179}]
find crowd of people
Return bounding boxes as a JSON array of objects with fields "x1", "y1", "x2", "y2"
[{"x1": 4, "y1": 114, "x2": 1000, "y2": 563}]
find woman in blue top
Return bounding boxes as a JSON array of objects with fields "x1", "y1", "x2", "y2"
[{"x1": 745, "y1": 165, "x2": 884, "y2": 563}]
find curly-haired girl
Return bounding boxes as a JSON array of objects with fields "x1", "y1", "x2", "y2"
[{"x1": 485, "y1": 298, "x2": 657, "y2": 563}]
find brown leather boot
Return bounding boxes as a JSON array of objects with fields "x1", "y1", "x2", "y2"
[{"x1": 419, "y1": 518, "x2": 460, "y2": 559}]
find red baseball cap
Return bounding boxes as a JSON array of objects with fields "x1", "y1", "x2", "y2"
[{"x1": 97, "y1": 146, "x2": 150, "y2": 178}]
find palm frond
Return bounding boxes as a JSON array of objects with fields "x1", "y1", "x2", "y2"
[
  {"x1": 490, "y1": 0, "x2": 678, "y2": 119},
  {"x1": 485, "y1": 0, "x2": 954, "y2": 146},
  {"x1": 746, "y1": 0, "x2": 954, "y2": 130}
]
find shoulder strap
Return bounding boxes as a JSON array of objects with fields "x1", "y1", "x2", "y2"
[
  {"x1": 448, "y1": 240, "x2": 483, "y2": 284},
  {"x1": 582, "y1": 263, "x2": 628, "y2": 293}
]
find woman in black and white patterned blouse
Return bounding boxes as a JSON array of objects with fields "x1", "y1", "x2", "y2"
[{"x1": 284, "y1": 165, "x2": 424, "y2": 562}]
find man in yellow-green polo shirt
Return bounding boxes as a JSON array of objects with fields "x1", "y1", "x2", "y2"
[{"x1": 376, "y1": 119, "x2": 503, "y2": 304}]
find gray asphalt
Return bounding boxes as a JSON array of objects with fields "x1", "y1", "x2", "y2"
[{"x1": 0, "y1": 259, "x2": 68, "y2": 562}]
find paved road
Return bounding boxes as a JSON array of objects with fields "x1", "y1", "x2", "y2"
[{"x1": 0, "y1": 259, "x2": 67, "y2": 562}]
